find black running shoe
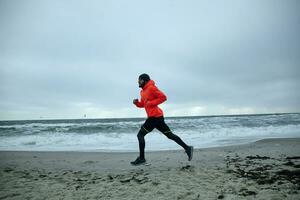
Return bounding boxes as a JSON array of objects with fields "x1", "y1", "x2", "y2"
[
  {"x1": 186, "y1": 146, "x2": 194, "y2": 161},
  {"x1": 130, "y1": 157, "x2": 146, "y2": 166}
]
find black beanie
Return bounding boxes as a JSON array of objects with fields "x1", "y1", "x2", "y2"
[{"x1": 139, "y1": 73, "x2": 150, "y2": 82}]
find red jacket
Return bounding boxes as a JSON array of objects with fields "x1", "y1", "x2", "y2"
[{"x1": 134, "y1": 80, "x2": 167, "y2": 117}]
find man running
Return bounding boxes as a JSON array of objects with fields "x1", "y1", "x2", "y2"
[{"x1": 131, "y1": 73, "x2": 193, "y2": 165}]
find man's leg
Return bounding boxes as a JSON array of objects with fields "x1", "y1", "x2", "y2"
[
  {"x1": 137, "y1": 128, "x2": 148, "y2": 160},
  {"x1": 164, "y1": 131, "x2": 189, "y2": 150},
  {"x1": 156, "y1": 117, "x2": 189, "y2": 150},
  {"x1": 133, "y1": 118, "x2": 155, "y2": 161},
  {"x1": 156, "y1": 117, "x2": 193, "y2": 161}
]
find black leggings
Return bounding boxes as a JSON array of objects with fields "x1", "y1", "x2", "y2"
[{"x1": 137, "y1": 116, "x2": 189, "y2": 159}]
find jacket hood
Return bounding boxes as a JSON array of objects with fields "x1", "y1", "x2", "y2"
[{"x1": 142, "y1": 79, "x2": 155, "y2": 90}]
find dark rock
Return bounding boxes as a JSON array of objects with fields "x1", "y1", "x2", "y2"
[
  {"x1": 133, "y1": 175, "x2": 149, "y2": 184},
  {"x1": 75, "y1": 178, "x2": 88, "y2": 182},
  {"x1": 107, "y1": 174, "x2": 114, "y2": 180},
  {"x1": 180, "y1": 165, "x2": 191, "y2": 170},
  {"x1": 3, "y1": 167, "x2": 14, "y2": 172},
  {"x1": 283, "y1": 160, "x2": 295, "y2": 166},
  {"x1": 239, "y1": 188, "x2": 257, "y2": 196},
  {"x1": 151, "y1": 180, "x2": 160, "y2": 186},
  {"x1": 120, "y1": 177, "x2": 132, "y2": 183},
  {"x1": 246, "y1": 155, "x2": 270, "y2": 160},
  {"x1": 276, "y1": 169, "x2": 300, "y2": 180},
  {"x1": 39, "y1": 174, "x2": 47, "y2": 178},
  {"x1": 180, "y1": 165, "x2": 195, "y2": 172},
  {"x1": 257, "y1": 178, "x2": 276, "y2": 185},
  {"x1": 277, "y1": 181, "x2": 284, "y2": 185},
  {"x1": 286, "y1": 156, "x2": 300, "y2": 160},
  {"x1": 75, "y1": 185, "x2": 81, "y2": 190}
]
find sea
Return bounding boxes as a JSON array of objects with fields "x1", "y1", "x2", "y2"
[{"x1": 0, "y1": 113, "x2": 299, "y2": 152}]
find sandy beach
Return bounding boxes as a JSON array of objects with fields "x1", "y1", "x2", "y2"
[{"x1": 0, "y1": 138, "x2": 299, "y2": 200}]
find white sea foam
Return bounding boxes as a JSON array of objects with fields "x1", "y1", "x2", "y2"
[{"x1": 0, "y1": 114, "x2": 299, "y2": 151}]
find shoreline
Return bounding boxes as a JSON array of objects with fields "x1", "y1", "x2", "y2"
[
  {"x1": 1, "y1": 138, "x2": 300, "y2": 199},
  {"x1": 1, "y1": 137, "x2": 298, "y2": 154}
]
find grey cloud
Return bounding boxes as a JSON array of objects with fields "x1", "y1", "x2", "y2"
[{"x1": 0, "y1": 0, "x2": 299, "y2": 120}]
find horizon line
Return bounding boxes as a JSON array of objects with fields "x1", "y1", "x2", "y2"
[{"x1": 0, "y1": 112, "x2": 299, "y2": 122}]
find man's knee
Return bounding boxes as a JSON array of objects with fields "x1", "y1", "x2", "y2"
[{"x1": 137, "y1": 129, "x2": 147, "y2": 140}]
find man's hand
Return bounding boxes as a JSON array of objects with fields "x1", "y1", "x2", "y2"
[{"x1": 133, "y1": 99, "x2": 139, "y2": 104}]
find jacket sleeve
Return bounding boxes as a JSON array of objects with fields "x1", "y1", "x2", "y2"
[
  {"x1": 134, "y1": 99, "x2": 144, "y2": 108},
  {"x1": 147, "y1": 86, "x2": 167, "y2": 106}
]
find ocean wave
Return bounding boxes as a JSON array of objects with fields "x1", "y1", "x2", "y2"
[{"x1": 0, "y1": 113, "x2": 299, "y2": 151}]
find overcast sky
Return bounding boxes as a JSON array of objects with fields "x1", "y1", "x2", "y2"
[{"x1": 0, "y1": 0, "x2": 299, "y2": 120}]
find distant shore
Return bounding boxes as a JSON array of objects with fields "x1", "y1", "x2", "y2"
[{"x1": 1, "y1": 138, "x2": 300, "y2": 199}]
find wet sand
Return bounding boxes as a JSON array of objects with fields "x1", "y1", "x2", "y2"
[{"x1": 0, "y1": 138, "x2": 300, "y2": 199}]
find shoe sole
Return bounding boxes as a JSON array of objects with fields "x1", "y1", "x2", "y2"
[{"x1": 188, "y1": 146, "x2": 194, "y2": 161}]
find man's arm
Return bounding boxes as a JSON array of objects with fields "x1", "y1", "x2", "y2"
[
  {"x1": 133, "y1": 98, "x2": 144, "y2": 108},
  {"x1": 147, "y1": 86, "x2": 167, "y2": 106}
]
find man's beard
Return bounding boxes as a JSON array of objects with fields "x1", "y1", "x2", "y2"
[
  {"x1": 139, "y1": 82, "x2": 145, "y2": 88},
  {"x1": 139, "y1": 83, "x2": 143, "y2": 88}
]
